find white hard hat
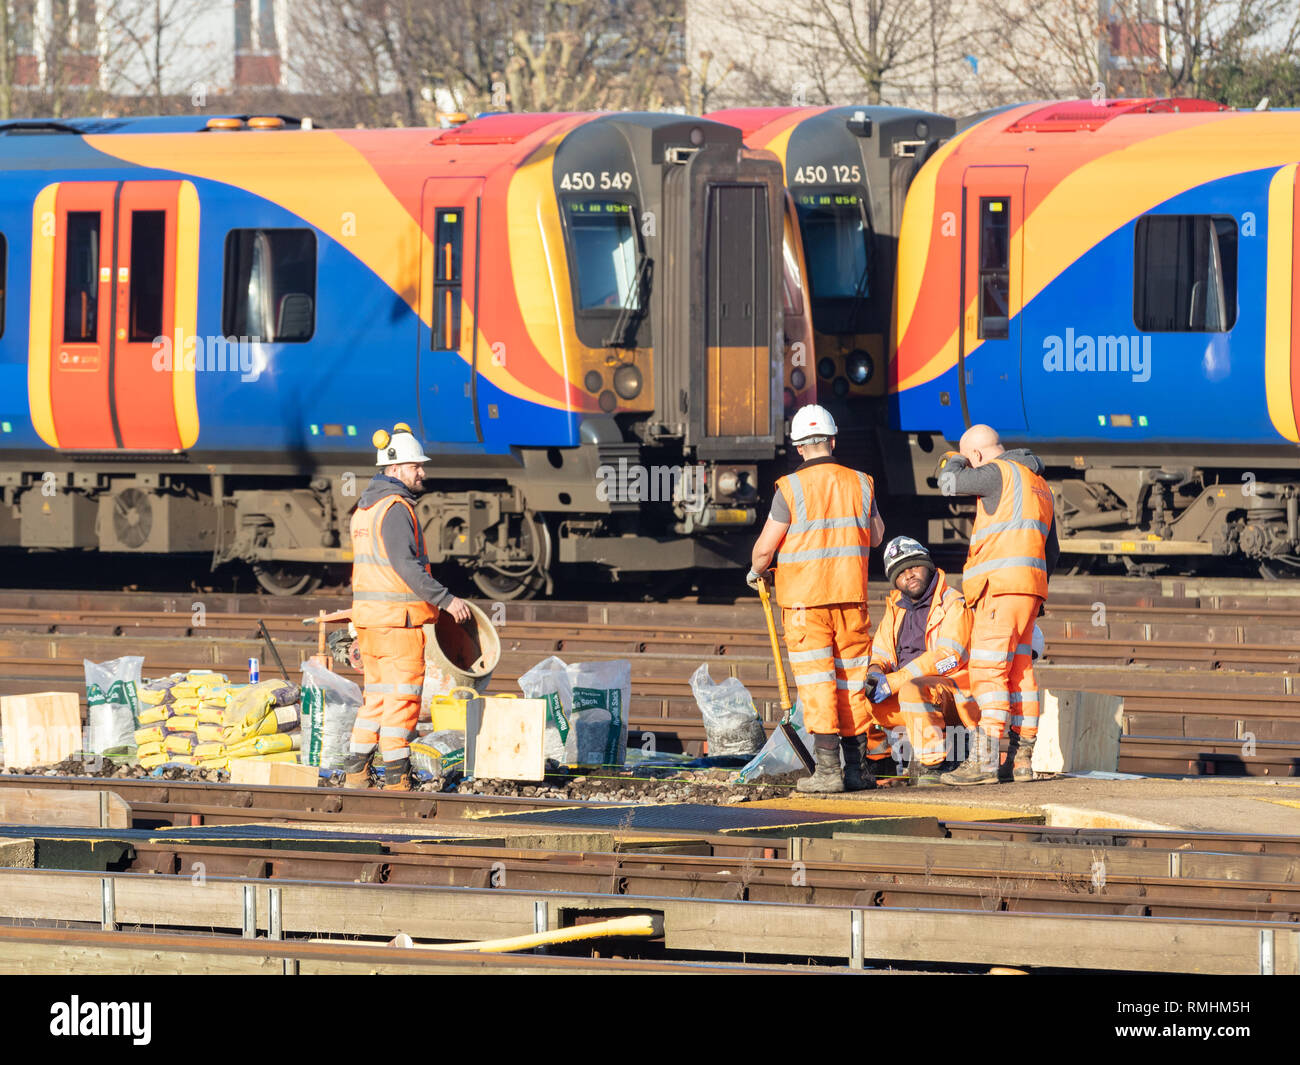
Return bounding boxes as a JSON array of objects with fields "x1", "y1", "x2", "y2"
[
  {"x1": 1031, "y1": 624, "x2": 1045, "y2": 661},
  {"x1": 373, "y1": 424, "x2": 430, "y2": 467},
  {"x1": 790, "y1": 404, "x2": 838, "y2": 444}
]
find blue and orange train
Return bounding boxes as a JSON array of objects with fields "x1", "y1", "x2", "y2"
[{"x1": 0, "y1": 111, "x2": 813, "y2": 596}]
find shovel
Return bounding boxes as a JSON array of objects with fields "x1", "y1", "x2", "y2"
[{"x1": 755, "y1": 576, "x2": 816, "y2": 774}]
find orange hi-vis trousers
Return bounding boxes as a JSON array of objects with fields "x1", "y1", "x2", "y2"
[
  {"x1": 968, "y1": 592, "x2": 1042, "y2": 742},
  {"x1": 350, "y1": 626, "x2": 424, "y2": 765},
  {"x1": 870, "y1": 676, "x2": 979, "y2": 768},
  {"x1": 782, "y1": 604, "x2": 875, "y2": 738}
]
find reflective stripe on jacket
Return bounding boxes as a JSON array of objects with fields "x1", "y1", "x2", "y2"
[
  {"x1": 774, "y1": 462, "x2": 874, "y2": 608},
  {"x1": 962, "y1": 458, "x2": 1053, "y2": 602},
  {"x1": 870, "y1": 568, "x2": 971, "y2": 692},
  {"x1": 351, "y1": 495, "x2": 438, "y2": 628}
]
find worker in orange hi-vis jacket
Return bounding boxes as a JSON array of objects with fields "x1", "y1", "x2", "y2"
[
  {"x1": 864, "y1": 537, "x2": 977, "y2": 787},
  {"x1": 748, "y1": 404, "x2": 886, "y2": 794},
  {"x1": 343, "y1": 424, "x2": 472, "y2": 792},
  {"x1": 934, "y1": 424, "x2": 1059, "y2": 786}
]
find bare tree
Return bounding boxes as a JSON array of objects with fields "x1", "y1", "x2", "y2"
[
  {"x1": 283, "y1": 0, "x2": 686, "y2": 128},
  {"x1": 100, "y1": 0, "x2": 222, "y2": 112},
  {"x1": 699, "y1": 0, "x2": 963, "y2": 110}
]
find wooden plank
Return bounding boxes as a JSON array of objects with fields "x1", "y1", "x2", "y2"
[
  {"x1": 0, "y1": 787, "x2": 129, "y2": 829},
  {"x1": 1034, "y1": 689, "x2": 1124, "y2": 774},
  {"x1": 465, "y1": 696, "x2": 546, "y2": 781},
  {"x1": 0, "y1": 691, "x2": 81, "y2": 768},
  {"x1": 227, "y1": 760, "x2": 319, "y2": 788},
  {"x1": 0, "y1": 868, "x2": 1293, "y2": 972},
  {"x1": 807, "y1": 833, "x2": 1300, "y2": 884}
]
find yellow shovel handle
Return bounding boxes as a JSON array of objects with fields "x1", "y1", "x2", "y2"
[{"x1": 756, "y1": 578, "x2": 792, "y2": 712}]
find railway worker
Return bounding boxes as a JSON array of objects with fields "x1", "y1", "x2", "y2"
[
  {"x1": 342, "y1": 424, "x2": 471, "y2": 791},
  {"x1": 747, "y1": 404, "x2": 886, "y2": 793},
  {"x1": 934, "y1": 424, "x2": 1059, "y2": 786},
  {"x1": 862, "y1": 537, "x2": 976, "y2": 786}
]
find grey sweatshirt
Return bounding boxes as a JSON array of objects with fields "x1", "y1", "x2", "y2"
[
  {"x1": 355, "y1": 474, "x2": 454, "y2": 609},
  {"x1": 947, "y1": 448, "x2": 1060, "y2": 578}
]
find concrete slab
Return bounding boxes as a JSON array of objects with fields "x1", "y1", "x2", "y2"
[{"x1": 746, "y1": 775, "x2": 1300, "y2": 835}]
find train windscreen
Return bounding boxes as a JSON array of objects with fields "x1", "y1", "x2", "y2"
[
  {"x1": 794, "y1": 191, "x2": 871, "y2": 300},
  {"x1": 565, "y1": 199, "x2": 640, "y2": 310}
]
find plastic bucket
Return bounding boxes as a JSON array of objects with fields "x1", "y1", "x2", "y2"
[{"x1": 422, "y1": 600, "x2": 500, "y2": 696}]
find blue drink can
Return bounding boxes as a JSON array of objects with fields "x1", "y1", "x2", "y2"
[{"x1": 249, "y1": 657, "x2": 259, "y2": 683}]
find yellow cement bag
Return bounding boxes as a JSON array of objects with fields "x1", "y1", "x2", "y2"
[
  {"x1": 194, "y1": 741, "x2": 225, "y2": 761},
  {"x1": 136, "y1": 740, "x2": 165, "y2": 759},
  {"x1": 197, "y1": 722, "x2": 226, "y2": 742},
  {"x1": 138, "y1": 688, "x2": 170, "y2": 706},
  {"x1": 198, "y1": 757, "x2": 229, "y2": 770},
  {"x1": 166, "y1": 715, "x2": 199, "y2": 733},
  {"x1": 247, "y1": 751, "x2": 300, "y2": 764},
  {"x1": 168, "y1": 685, "x2": 199, "y2": 700},
  {"x1": 134, "y1": 724, "x2": 166, "y2": 746},
  {"x1": 224, "y1": 704, "x2": 299, "y2": 742},
  {"x1": 223, "y1": 684, "x2": 276, "y2": 730},
  {"x1": 140, "y1": 752, "x2": 170, "y2": 769},
  {"x1": 137, "y1": 705, "x2": 171, "y2": 725},
  {"x1": 227, "y1": 732, "x2": 300, "y2": 758},
  {"x1": 163, "y1": 733, "x2": 197, "y2": 754},
  {"x1": 170, "y1": 696, "x2": 200, "y2": 715},
  {"x1": 187, "y1": 670, "x2": 228, "y2": 687}
]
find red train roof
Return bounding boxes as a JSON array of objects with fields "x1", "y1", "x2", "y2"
[{"x1": 1004, "y1": 97, "x2": 1230, "y2": 133}]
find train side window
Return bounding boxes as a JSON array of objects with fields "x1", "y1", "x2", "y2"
[
  {"x1": 128, "y1": 210, "x2": 166, "y2": 342},
  {"x1": 0, "y1": 233, "x2": 6, "y2": 337},
  {"x1": 433, "y1": 209, "x2": 462, "y2": 351},
  {"x1": 1134, "y1": 215, "x2": 1238, "y2": 332},
  {"x1": 978, "y1": 197, "x2": 1010, "y2": 340},
  {"x1": 222, "y1": 228, "x2": 316, "y2": 342},
  {"x1": 64, "y1": 211, "x2": 101, "y2": 343}
]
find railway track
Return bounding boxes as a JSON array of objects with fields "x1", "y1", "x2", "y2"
[{"x1": 1, "y1": 583, "x2": 1299, "y2": 775}]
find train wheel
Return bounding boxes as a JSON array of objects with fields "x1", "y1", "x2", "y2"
[
  {"x1": 252, "y1": 561, "x2": 323, "y2": 596},
  {"x1": 469, "y1": 512, "x2": 551, "y2": 601}
]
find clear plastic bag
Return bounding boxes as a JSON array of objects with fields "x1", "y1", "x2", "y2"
[
  {"x1": 517, "y1": 656, "x2": 572, "y2": 764},
  {"x1": 567, "y1": 660, "x2": 630, "y2": 768},
  {"x1": 84, "y1": 656, "x2": 144, "y2": 754},
  {"x1": 689, "y1": 664, "x2": 767, "y2": 756},
  {"x1": 299, "y1": 660, "x2": 361, "y2": 770},
  {"x1": 411, "y1": 729, "x2": 466, "y2": 779},
  {"x1": 734, "y1": 701, "x2": 812, "y2": 783}
]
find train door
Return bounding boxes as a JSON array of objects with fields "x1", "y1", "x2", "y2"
[
  {"x1": 32, "y1": 180, "x2": 199, "y2": 450},
  {"x1": 704, "y1": 183, "x2": 772, "y2": 444},
  {"x1": 418, "y1": 179, "x2": 483, "y2": 444},
  {"x1": 959, "y1": 166, "x2": 1027, "y2": 432}
]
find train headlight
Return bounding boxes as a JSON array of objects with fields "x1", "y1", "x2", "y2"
[
  {"x1": 846, "y1": 350, "x2": 873, "y2": 385},
  {"x1": 784, "y1": 387, "x2": 796, "y2": 411},
  {"x1": 613, "y1": 364, "x2": 642, "y2": 400},
  {"x1": 817, "y1": 357, "x2": 835, "y2": 380},
  {"x1": 790, "y1": 368, "x2": 806, "y2": 390}
]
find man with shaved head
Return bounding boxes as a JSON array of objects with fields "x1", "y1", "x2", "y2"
[{"x1": 934, "y1": 424, "x2": 1059, "y2": 785}]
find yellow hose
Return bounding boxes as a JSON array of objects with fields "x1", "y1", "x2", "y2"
[{"x1": 311, "y1": 914, "x2": 662, "y2": 954}]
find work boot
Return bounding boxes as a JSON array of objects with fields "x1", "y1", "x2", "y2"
[
  {"x1": 1012, "y1": 735, "x2": 1036, "y2": 782},
  {"x1": 940, "y1": 729, "x2": 1000, "y2": 786},
  {"x1": 342, "y1": 753, "x2": 372, "y2": 789},
  {"x1": 910, "y1": 759, "x2": 947, "y2": 787},
  {"x1": 840, "y1": 735, "x2": 877, "y2": 792},
  {"x1": 382, "y1": 759, "x2": 412, "y2": 792},
  {"x1": 796, "y1": 737, "x2": 844, "y2": 794}
]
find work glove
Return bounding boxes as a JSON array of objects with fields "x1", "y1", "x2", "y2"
[
  {"x1": 935, "y1": 449, "x2": 968, "y2": 475},
  {"x1": 745, "y1": 569, "x2": 766, "y2": 591},
  {"x1": 863, "y1": 671, "x2": 890, "y2": 703}
]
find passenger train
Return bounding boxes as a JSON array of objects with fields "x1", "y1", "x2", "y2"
[
  {"x1": 5, "y1": 98, "x2": 1300, "y2": 593},
  {"x1": 0, "y1": 111, "x2": 812, "y2": 597}
]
